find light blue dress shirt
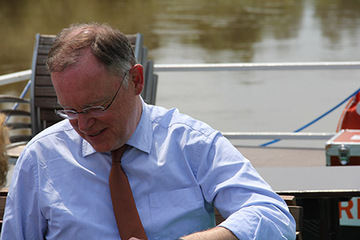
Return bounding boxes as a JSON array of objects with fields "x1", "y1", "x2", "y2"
[{"x1": 1, "y1": 101, "x2": 295, "y2": 240}]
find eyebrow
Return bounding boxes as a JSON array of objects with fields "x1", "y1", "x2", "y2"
[{"x1": 59, "y1": 97, "x2": 109, "y2": 111}]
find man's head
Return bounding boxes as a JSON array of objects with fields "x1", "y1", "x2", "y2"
[
  {"x1": 47, "y1": 22, "x2": 136, "y2": 81},
  {"x1": 48, "y1": 23, "x2": 144, "y2": 152}
]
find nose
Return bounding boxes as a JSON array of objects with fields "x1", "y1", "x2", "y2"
[{"x1": 76, "y1": 113, "x2": 96, "y2": 132}]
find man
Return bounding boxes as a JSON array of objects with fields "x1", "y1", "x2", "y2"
[{"x1": 1, "y1": 23, "x2": 295, "y2": 239}]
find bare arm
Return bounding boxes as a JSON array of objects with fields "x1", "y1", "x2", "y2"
[
  {"x1": 179, "y1": 226, "x2": 238, "y2": 240},
  {"x1": 129, "y1": 226, "x2": 237, "y2": 240}
]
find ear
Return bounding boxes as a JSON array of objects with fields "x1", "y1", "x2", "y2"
[{"x1": 129, "y1": 64, "x2": 144, "y2": 95}]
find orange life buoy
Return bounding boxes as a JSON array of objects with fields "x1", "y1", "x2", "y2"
[{"x1": 337, "y1": 91, "x2": 360, "y2": 131}]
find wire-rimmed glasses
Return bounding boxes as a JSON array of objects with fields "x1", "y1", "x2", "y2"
[{"x1": 55, "y1": 71, "x2": 128, "y2": 120}]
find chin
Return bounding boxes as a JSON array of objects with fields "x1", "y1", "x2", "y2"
[
  {"x1": 85, "y1": 137, "x2": 113, "y2": 152},
  {"x1": 78, "y1": 129, "x2": 123, "y2": 152},
  {"x1": 90, "y1": 138, "x2": 122, "y2": 153},
  {"x1": 91, "y1": 144, "x2": 113, "y2": 153},
  {"x1": 79, "y1": 133, "x2": 113, "y2": 153}
]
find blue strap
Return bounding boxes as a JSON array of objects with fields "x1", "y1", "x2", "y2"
[{"x1": 260, "y1": 87, "x2": 360, "y2": 147}]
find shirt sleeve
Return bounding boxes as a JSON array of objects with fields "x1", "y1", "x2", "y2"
[
  {"x1": 1, "y1": 149, "x2": 46, "y2": 240},
  {"x1": 196, "y1": 132, "x2": 296, "y2": 240}
]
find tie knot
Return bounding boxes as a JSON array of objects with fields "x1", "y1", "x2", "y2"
[{"x1": 111, "y1": 145, "x2": 128, "y2": 163}]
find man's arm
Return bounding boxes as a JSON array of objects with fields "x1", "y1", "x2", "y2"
[
  {"x1": 179, "y1": 226, "x2": 237, "y2": 240},
  {"x1": 196, "y1": 133, "x2": 296, "y2": 239},
  {"x1": 129, "y1": 227, "x2": 237, "y2": 240},
  {"x1": 1, "y1": 152, "x2": 45, "y2": 239}
]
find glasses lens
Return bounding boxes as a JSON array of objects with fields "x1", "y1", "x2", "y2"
[
  {"x1": 66, "y1": 111, "x2": 78, "y2": 119},
  {"x1": 56, "y1": 110, "x2": 76, "y2": 119},
  {"x1": 83, "y1": 106, "x2": 106, "y2": 117}
]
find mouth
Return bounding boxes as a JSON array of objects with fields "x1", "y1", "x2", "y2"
[{"x1": 86, "y1": 128, "x2": 106, "y2": 139}]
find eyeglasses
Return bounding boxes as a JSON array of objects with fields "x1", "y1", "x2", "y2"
[{"x1": 55, "y1": 71, "x2": 128, "y2": 120}]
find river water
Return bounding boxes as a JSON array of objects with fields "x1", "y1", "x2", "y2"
[{"x1": 1, "y1": 0, "x2": 360, "y2": 148}]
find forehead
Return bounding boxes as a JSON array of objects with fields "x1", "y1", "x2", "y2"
[{"x1": 51, "y1": 51, "x2": 117, "y2": 107}]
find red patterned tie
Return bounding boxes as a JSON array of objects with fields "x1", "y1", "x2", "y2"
[{"x1": 109, "y1": 145, "x2": 147, "y2": 239}]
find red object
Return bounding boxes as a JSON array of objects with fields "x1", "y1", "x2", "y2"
[
  {"x1": 332, "y1": 130, "x2": 360, "y2": 143},
  {"x1": 337, "y1": 91, "x2": 360, "y2": 131},
  {"x1": 326, "y1": 130, "x2": 360, "y2": 166}
]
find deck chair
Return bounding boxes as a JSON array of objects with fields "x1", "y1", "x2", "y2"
[
  {"x1": 282, "y1": 195, "x2": 304, "y2": 240},
  {"x1": 29, "y1": 34, "x2": 62, "y2": 136},
  {"x1": 143, "y1": 60, "x2": 158, "y2": 105},
  {"x1": 0, "y1": 95, "x2": 32, "y2": 144},
  {"x1": 0, "y1": 188, "x2": 7, "y2": 231},
  {"x1": 0, "y1": 95, "x2": 31, "y2": 161},
  {"x1": 30, "y1": 32, "x2": 157, "y2": 136}
]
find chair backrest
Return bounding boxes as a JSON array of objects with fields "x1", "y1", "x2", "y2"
[
  {"x1": 29, "y1": 34, "x2": 61, "y2": 136},
  {"x1": 0, "y1": 189, "x2": 7, "y2": 231},
  {"x1": 0, "y1": 95, "x2": 32, "y2": 144},
  {"x1": 30, "y1": 33, "x2": 156, "y2": 136},
  {"x1": 143, "y1": 60, "x2": 158, "y2": 105}
]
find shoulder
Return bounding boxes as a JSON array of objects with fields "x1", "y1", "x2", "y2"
[
  {"x1": 29, "y1": 120, "x2": 78, "y2": 145},
  {"x1": 147, "y1": 104, "x2": 218, "y2": 139},
  {"x1": 20, "y1": 120, "x2": 81, "y2": 161}
]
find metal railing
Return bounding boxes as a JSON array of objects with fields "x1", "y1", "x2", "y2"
[
  {"x1": 153, "y1": 61, "x2": 360, "y2": 142},
  {"x1": 154, "y1": 61, "x2": 360, "y2": 72},
  {"x1": 222, "y1": 132, "x2": 334, "y2": 140},
  {"x1": 2, "y1": 61, "x2": 359, "y2": 143},
  {"x1": 2, "y1": 61, "x2": 360, "y2": 86},
  {"x1": 0, "y1": 70, "x2": 31, "y2": 86}
]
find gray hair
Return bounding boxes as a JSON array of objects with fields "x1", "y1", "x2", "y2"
[{"x1": 46, "y1": 23, "x2": 135, "y2": 83}]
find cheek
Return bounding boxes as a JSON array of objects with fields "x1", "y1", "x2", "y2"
[
  {"x1": 69, "y1": 120, "x2": 84, "y2": 136},
  {"x1": 69, "y1": 119, "x2": 78, "y2": 129},
  {"x1": 105, "y1": 112, "x2": 123, "y2": 132},
  {"x1": 104, "y1": 108, "x2": 131, "y2": 135}
]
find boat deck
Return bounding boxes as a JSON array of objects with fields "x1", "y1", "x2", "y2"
[{"x1": 237, "y1": 146, "x2": 326, "y2": 167}]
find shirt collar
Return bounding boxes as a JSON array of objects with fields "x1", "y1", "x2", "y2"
[
  {"x1": 82, "y1": 98, "x2": 152, "y2": 157},
  {"x1": 127, "y1": 99, "x2": 152, "y2": 154}
]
